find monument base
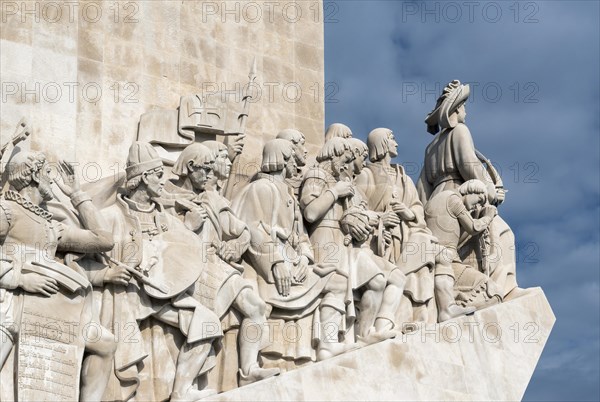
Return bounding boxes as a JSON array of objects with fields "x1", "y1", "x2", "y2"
[{"x1": 209, "y1": 287, "x2": 554, "y2": 401}]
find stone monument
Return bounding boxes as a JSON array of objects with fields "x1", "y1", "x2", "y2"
[{"x1": 1, "y1": 2, "x2": 553, "y2": 401}]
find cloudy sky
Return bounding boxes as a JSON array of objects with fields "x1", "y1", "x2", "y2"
[{"x1": 324, "y1": 1, "x2": 599, "y2": 400}]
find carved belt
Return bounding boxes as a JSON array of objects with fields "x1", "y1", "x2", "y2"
[{"x1": 319, "y1": 219, "x2": 341, "y2": 230}]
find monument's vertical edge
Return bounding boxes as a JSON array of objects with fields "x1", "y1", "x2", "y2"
[{"x1": 1, "y1": 0, "x2": 325, "y2": 170}]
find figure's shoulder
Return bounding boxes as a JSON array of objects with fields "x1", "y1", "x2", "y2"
[
  {"x1": 101, "y1": 196, "x2": 127, "y2": 220},
  {"x1": 303, "y1": 166, "x2": 329, "y2": 182},
  {"x1": 356, "y1": 166, "x2": 375, "y2": 185},
  {"x1": 204, "y1": 190, "x2": 230, "y2": 211},
  {"x1": 450, "y1": 123, "x2": 472, "y2": 138}
]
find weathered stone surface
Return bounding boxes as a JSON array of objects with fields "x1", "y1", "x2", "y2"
[
  {"x1": 1, "y1": 0, "x2": 325, "y2": 171},
  {"x1": 210, "y1": 288, "x2": 554, "y2": 401}
]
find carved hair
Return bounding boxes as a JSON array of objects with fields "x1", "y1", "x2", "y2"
[
  {"x1": 458, "y1": 179, "x2": 488, "y2": 196},
  {"x1": 347, "y1": 138, "x2": 368, "y2": 155},
  {"x1": 7, "y1": 151, "x2": 46, "y2": 191},
  {"x1": 316, "y1": 137, "x2": 350, "y2": 162},
  {"x1": 367, "y1": 128, "x2": 393, "y2": 162},
  {"x1": 261, "y1": 139, "x2": 294, "y2": 173},
  {"x1": 172, "y1": 143, "x2": 214, "y2": 178},
  {"x1": 276, "y1": 129, "x2": 305, "y2": 144},
  {"x1": 203, "y1": 140, "x2": 228, "y2": 159},
  {"x1": 324, "y1": 123, "x2": 352, "y2": 142}
]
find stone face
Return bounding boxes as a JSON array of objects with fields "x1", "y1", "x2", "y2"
[
  {"x1": 209, "y1": 288, "x2": 555, "y2": 401},
  {"x1": 0, "y1": 0, "x2": 325, "y2": 170}
]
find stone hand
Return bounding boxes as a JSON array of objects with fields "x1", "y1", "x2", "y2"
[
  {"x1": 382, "y1": 230, "x2": 393, "y2": 246},
  {"x1": 104, "y1": 265, "x2": 132, "y2": 286},
  {"x1": 332, "y1": 181, "x2": 355, "y2": 198},
  {"x1": 185, "y1": 206, "x2": 208, "y2": 232},
  {"x1": 349, "y1": 221, "x2": 370, "y2": 242},
  {"x1": 381, "y1": 211, "x2": 400, "y2": 228},
  {"x1": 365, "y1": 210, "x2": 379, "y2": 226},
  {"x1": 227, "y1": 134, "x2": 246, "y2": 160},
  {"x1": 481, "y1": 205, "x2": 498, "y2": 219},
  {"x1": 20, "y1": 272, "x2": 59, "y2": 297},
  {"x1": 292, "y1": 256, "x2": 309, "y2": 283},
  {"x1": 273, "y1": 262, "x2": 292, "y2": 297},
  {"x1": 219, "y1": 242, "x2": 239, "y2": 263},
  {"x1": 391, "y1": 201, "x2": 415, "y2": 221},
  {"x1": 495, "y1": 188, "x2": 506, "y2": 205},
  {"x1": 139, "y1": 256, "x2": 159, "y2": 274},
  {"x1": 55, "y1": 160, "x2": 80, "y2": 197}
]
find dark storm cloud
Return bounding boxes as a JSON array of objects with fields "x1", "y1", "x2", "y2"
[{"x1": 325, "y1": 1, "x2": 599, "y2": 400}]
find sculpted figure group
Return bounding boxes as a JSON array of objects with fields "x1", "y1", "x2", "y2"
[{"x1": 0, "y1": 80, "x2": 526, "y2": 401}]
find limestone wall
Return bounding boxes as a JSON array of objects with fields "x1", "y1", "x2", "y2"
[{"x1": 1, "y1": 0, "x2": 324, "y2": 174}]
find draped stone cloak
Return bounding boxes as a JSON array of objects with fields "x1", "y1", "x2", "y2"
[
  {"x1": 99, "y1": 194, "x2": 221, "y2": 401},
  {"x1": 231, "y1": 174, "x2": 332, "y2": 361}
]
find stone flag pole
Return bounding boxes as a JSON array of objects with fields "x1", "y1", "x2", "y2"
[{"x1": 1, "y1": 1, "x2": 553, "y2": 401}]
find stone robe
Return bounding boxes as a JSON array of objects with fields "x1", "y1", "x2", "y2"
[
  {"x1": 0, "y1": 190, "x2": 114, "y2": 399},
  {"x1": 98, "y1": 194, "x2": 221, "y2": 401},
  {"x1": 231, "y1": 173, "x2": 331, "y2": 362},
  {"x1": 417, "y1": 123, "x2": 517, "y2": 296},
  {"x1": 300, "y1": 167, "x2": 382, "y2": 300}
]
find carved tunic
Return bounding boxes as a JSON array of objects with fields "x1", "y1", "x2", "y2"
[
  {"x1": 99, "y1": 194, "x2": 221, "y2": 401},
  {"x1": 300, "y1": 167, "x2": 382, "y2": 291},
  {"x1": 231, "y1": 173, "x2": 330, "y2": 314},
  {"x1": 424, "y1": 190, "x2": 501, "y2": 304},
  {"x1": 0, "y1": 191, "x2": 112, "y2": 337},
  {"x1": 356, "y1": 163, "x2": 435, "y2": 304},
  {"x1": 417, "y1": 123, "x2": 496, "y2": 202},
  {"x1": 162, "y1": 182, "x2": 251, "y2": 318}
]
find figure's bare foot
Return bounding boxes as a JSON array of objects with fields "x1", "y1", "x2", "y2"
[
  {"x1": 238, "y1": 364, "x2": 281, "y2": 387},
  {"x1": 170, "y1": 387, "x2": 217, "y2": 402},
  {"x1": 316, "y1": 342, "x2": 359, "y2": 361},
  {"x1": 438, "y1": 304, "x2": 476, "y2": 322}
]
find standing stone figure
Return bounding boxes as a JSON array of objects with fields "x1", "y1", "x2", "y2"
[
  {"x1": 424, "y1": 180, "x2": 502, "y2": 317},
  {"x1": 99, "y1": 142, "x2": 222, "y2": 402},
  {"x1": 419, "y1": 80, "x2": 521, "y2": 298},
  {"x1": 0, "y1": 153, "x2": 116, "y2": 401},
  {"x1": 355, "y1": 128, "x2": 438, "y2": 324},
  {"x1": 344, "y1": 138, "x2": 406, "y2": 331},
  {"x1": 276, "y1": 129, "x2": 309, "y2": 197},
  {"x1": 300, "y1": 138, "x2": 400, "y2": 342},
  {"x1": 165, "y1": 143, "x2": 280, "y2": 386},
  {"x1": 232, "y1": 139, "x2": 357, "y2": 364}
]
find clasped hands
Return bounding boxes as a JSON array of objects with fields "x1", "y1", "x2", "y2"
[{"x1": 272, "y1": 256, "x2": 309, "y2": 297}]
